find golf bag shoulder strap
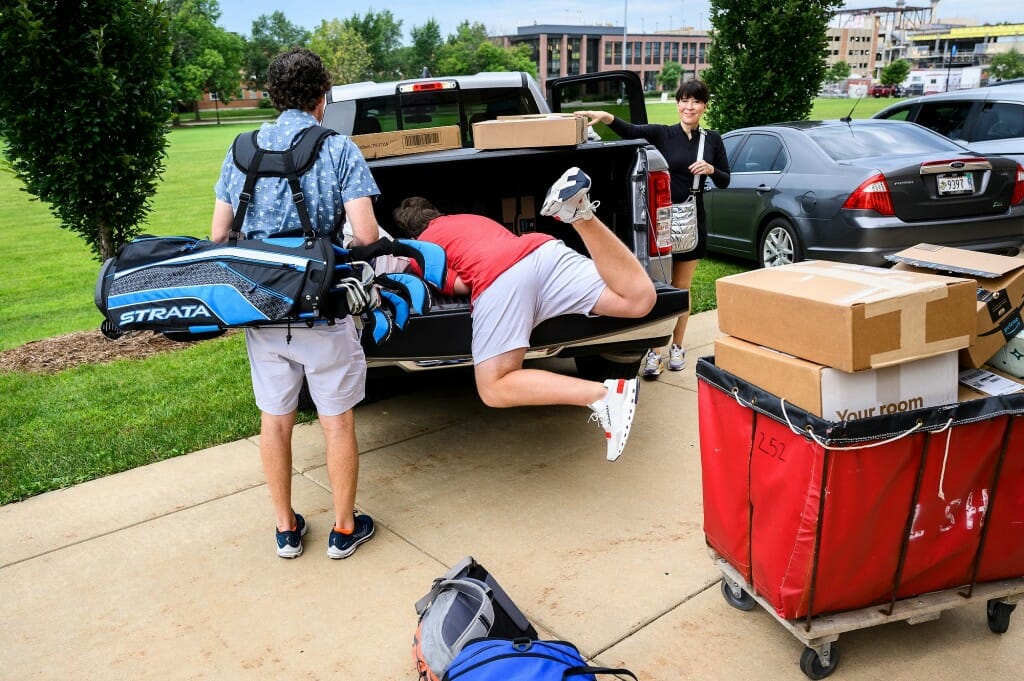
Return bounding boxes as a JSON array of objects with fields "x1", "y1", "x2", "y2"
[{"x1": 229, "y1": 125, "x2": 338, "y2": 241}]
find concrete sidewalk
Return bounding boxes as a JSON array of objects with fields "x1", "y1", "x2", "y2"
[{"x1": 2, "y1": 310, "x2": 1020, "y2": 680}]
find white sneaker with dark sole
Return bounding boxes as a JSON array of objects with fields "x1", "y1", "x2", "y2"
[{"x1": 541, "y1": 167, "x2": 600, "y2": 223}]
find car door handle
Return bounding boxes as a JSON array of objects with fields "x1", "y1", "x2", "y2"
[{"x1": 755, "y1": 184, "x2": 771, "y2": 193}]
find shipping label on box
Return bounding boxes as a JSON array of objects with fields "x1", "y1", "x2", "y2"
[
  {"x1": 715, "y1": 260, "x2": 976, "y2": 372},
  {"x1": 472, "y1": 114, "x2": 587, "y2": 150},
  {"x1": 715, "y1": 336, "x2": 958, "y2": 420},
  {"x1": 958, "y1": 365, "x2": 1024, "y2": 401},
  {"x1": 888, "y1": 244, "x2": 1024, "y2": 368},
  {"x1": 351, "y1": 125, "x2": 461, "y2": 159}
]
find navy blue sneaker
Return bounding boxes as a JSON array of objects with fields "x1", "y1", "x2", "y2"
[
  {"x1": 276, "y1": 512, "x2": 307, "y2": 559},
  {"x1": 327, "y1": 512, "x2": 375, "y2": 559}
]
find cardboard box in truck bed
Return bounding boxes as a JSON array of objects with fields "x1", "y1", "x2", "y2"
[
  {"x1": 472, "y1": 114, "x2": 587, "y2": 149},
  {"x1": 351, "y1": 125, "x2": 461, "y2": 159},
  {"x1": 715, "y1": 260, "x2": 976, "y2": 372}
]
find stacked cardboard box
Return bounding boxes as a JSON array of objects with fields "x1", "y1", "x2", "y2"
[
  {"x1": 715, "y1": 259, "x2": 976, "y2": 419},
  {"x1": 887, "y1": 244, "x2": 1024, "y2": 369}
]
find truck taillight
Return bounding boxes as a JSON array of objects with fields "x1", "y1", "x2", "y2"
[
  {"x1": 842, "y1": 173, "x2": 894, "y2": 216},
  {"x1": 647, "y1": 170, "x2": 673, "y2": 256},
  {"x1": 1013, "y1": 164, "x2": 1024, "y2": 206}
]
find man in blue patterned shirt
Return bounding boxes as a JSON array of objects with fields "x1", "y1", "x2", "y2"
[{"x1": 211, "y1": 48, "x2": 380, "y2": 561}]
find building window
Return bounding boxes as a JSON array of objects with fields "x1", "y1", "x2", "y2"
[
  {"x1": 645, "y1": 41, "x2": 653, "y2": 64},
  {"x1": 548, "y1": 42, "x2": 561, "y2": 76},
  {"x1": 698, "y1": 43, "x2": 706, "y2": 64},
  {"x1": 653, "y1": 41, "x2": 661, "y2": 64},
  {"x1": 672, "y1": 42, "x2": 679, "y2": 62},
  {"x1": 569, "y1": 37, "x2": 581, "y2": 75}
]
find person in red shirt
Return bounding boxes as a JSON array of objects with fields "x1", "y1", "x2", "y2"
[{"x1": 392, "y1": 167, "x2": 656, "y2": 461}]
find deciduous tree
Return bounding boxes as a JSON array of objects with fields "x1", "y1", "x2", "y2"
[
  {"x1": 343, "y1": 10, "x2": 403, "y2": 81},
  {"x1": 659, "y1": 62, "x2": 683, "y2": 92},
  {"x1": 399, "y1": 18, "x2": 443, "y2": 77},
  {"x1": 309, "y1": 19, "x2": 371, "y2": 86},
  {"x1": 989, "y1": 49, "x2": 1024, "y2": 82},
  {"x1": 0, "y1": 0, "x2": 171, "y2": 260},
  {"x1": 880, "y1": 59, "x2": 910, "y2": 87},
  {"x1": 436, "y1": 21, "x2": 536, "y2": 76},
  {"x1": 166, "y1": 0, "x2": 244, "y2": 120},
  {"x1": 244, "y1": 11, "x2": 310, "y2": 92}
]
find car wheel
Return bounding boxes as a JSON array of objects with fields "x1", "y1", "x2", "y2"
[{"x1": 759, "y1": 218, "x2": 803, "y2": 268}]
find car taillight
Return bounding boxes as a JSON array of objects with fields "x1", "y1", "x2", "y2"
[
  {"x1": 842, "y1": 173, "x2": 894, "y2": 216},
  {"x1": 1013, "y1": 163, "x2": 1024, "y2": 206},
  {"x1": 647, "y1": 170, "x2": 673, "y2": 256}
]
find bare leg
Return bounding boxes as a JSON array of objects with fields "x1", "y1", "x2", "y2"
[
  {"x1": 260, "y1": 411, "x2": 298, "y2": 531},
  {"x1": 572, "y1": 215, "x2": 656, "y2": 318},
  {"x1": 669, "y1": 259, "x2": 699, "y2": 348},
  {"x1": 474, "y1": 348, "x2": 606, "y2": 409},
  {"x1": 319, "y1": 410, "x2": 359, "y2": 532}
]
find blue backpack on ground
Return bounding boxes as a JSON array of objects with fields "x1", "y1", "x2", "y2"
[{"x1": 442, "y1": 638, "x2": 638, "y2": 681}]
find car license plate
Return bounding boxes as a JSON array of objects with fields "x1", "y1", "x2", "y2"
[{"x1": 937, "y1": 172, "x2": 974, "y2": 195}]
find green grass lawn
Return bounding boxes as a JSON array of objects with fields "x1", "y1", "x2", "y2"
[{"x1": 0, "y1": 97, "x2": 867, "y2": 503}]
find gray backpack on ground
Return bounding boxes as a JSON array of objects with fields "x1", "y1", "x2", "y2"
[{"x1": 412, "y1": 556, "x2": 537, "y2": 681}]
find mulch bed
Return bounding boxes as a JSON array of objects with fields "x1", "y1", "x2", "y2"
[{"x1": 0, "y1": 330, "x2": 201, "y2": 374}]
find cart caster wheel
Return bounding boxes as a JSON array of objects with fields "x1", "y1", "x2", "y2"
[
  {"x1": 720, "y1": 579, "x2": 756, "y2": 611},
  {"x1": 987, "y1": 600, "x2": 1016, "y2": 634},
  {"x1": 799, "y1": 646, "x2": 839, "y2": 680}
]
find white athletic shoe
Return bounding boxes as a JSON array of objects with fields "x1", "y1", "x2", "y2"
[
  {"x1": 589, "y1": 378, "x2": 639, "y2": 461},
  {"x1": 541, "y1": 167, "x2": 600, "y2": 223}
]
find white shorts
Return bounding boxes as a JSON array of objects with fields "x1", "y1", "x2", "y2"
[
  {"x1": 471, "y1": 240, "x2": 605, "y2": 365},
  {"x1": 244, "y1": 317, "x2": 366, "y2": 416}
]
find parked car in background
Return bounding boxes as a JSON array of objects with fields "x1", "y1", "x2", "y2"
[
  {"x1": 872, "y1": 83, "x2": 1024, "y2": 165},
  {"x1": 705, "y1": 119, "x2": 1024, "y2": 267},
  {"x1": 869, "y1": 83, "x2": 895, "y2": 97}
]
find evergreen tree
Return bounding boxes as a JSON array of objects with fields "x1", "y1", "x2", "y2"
[
  {"x1": 0, "y1": 0, "x2": 171, "y2": 260},
  {"x1": 702, "y1": 0, "x2": 844, "y2": 132}
]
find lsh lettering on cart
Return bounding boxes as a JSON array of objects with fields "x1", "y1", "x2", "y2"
[{"x1": 908, "y1": 489, "x2": 989, "y2": 541}]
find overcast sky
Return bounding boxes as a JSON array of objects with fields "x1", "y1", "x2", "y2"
[{"x1": 214, "y1": 1, "x2": 1024, "y2": 42}]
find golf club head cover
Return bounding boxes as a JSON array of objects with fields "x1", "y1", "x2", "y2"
[
  {"x1": 378, "y1": 289, "x2": 410, "y2": 329},
  {"x1": 344, "y1": 237, "x2": 395, "y2": 263},
  {"x1": 394, "y1": 239, "x2": 447, "y2": 289},
  {"x1": 375, "y1": 273, "x2": 431, "y2": 316},
  {"x1": 363, "y1": 306, "x2": 394, "y2": 345}
]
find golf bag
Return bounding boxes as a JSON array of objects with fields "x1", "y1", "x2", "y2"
[{"x1": 95, "y1": 124, "x2": 446, "y2": 343}]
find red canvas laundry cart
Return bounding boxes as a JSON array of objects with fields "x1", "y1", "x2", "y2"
[{"x1": 696, "y1": 357, "x2": 1024, "y2": 679}]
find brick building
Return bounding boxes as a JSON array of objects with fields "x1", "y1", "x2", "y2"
[{"x1": 495, "y1": 24, "x2": 711, "y2": 92}]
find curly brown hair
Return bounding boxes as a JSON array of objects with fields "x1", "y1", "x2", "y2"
[
  {"x1": 392, "y1": 197, "x2": 444, "y2": 237},
  {"x1": 265, "y1": 48, "x2": 331, "y2": 113}
]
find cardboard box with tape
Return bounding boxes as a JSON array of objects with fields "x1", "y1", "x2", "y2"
[
  {"x1": 715, "y1": 260, "x2": 976, "y2": 372},
  {"x1": 351, "y1": 125, "x2": 461, "y2": 160},
  {"x1": 715, "y1": 335, "x2": 959, "y2": 420},
  {"x1": 472, "y1": 114, "x2": 587, "y2": 150},
  {"x1": 888, "y1": 244, "x2": 1024, "y2": 368}
]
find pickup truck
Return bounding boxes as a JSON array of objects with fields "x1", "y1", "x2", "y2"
[{"x1": 322, "y1": 70, "x2": 688, "y2": 378}]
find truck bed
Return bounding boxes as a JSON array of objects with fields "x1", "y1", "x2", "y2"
[{"x1": 361, "y1": 140, "x2": 689, "y2": 368}]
